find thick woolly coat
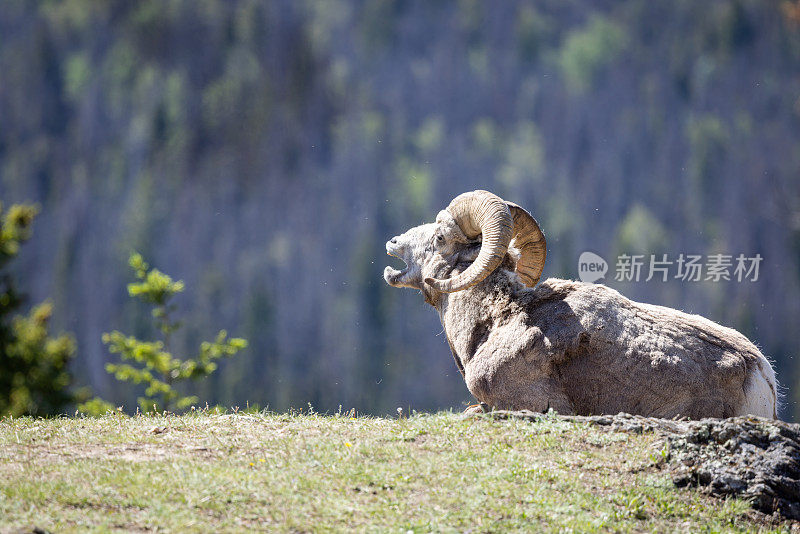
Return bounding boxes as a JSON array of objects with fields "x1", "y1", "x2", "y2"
[{"x1": 433, "y1": 265, "x2": 777, "y2": 419}]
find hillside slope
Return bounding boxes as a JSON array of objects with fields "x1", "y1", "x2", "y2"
[{"x1": 0, "y1": 412, "x2": 796, "y2": 532}]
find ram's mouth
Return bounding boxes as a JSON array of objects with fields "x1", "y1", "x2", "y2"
[{"x1": 384, "y1": 246, "x2": 408, "y2": 285}]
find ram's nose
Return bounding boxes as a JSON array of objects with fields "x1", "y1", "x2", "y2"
[{"x1": 386, "y1": 237, "x2": 401, "y2": 256}]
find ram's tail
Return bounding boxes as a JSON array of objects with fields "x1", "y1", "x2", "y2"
[{"x1": 740, "y1": 354, "x2": 778, "y2": 419}]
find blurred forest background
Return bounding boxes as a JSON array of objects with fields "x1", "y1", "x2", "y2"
[{"x1": 1, "y1": 0, "x2": 799, "y2": 419}]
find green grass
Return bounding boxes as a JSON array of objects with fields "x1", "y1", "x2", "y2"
[{"x1": 0, "y1": 411, "x2": 792, "y2": 533}]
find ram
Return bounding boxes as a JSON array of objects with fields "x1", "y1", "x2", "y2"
[{"x1": 384, "y1": 190, "x2": 777, "y2": 419}]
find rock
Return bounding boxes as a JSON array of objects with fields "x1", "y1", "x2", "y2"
[
  {"x1": 666, "y1": 417, "x2": 800, "y2": 519},
  {"x1": 486, "y1": 410, "x2": 800, "y2": 520}
]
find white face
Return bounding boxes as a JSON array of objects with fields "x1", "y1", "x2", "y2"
[
  {"x1": 384, "y1": 211, "x2": 480, "y2": 291},
  {"x1": 384, "y1": 223, "x2": 437, "y2": 290}
]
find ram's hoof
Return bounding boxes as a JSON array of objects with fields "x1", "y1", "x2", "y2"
[{"x1": 462, "y1": 403, "x2": 490, "y2": 416}]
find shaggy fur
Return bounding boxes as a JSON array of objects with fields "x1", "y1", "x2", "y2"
[{"x1": 385, "y1": 223, "x2": 777, "y2": 419}]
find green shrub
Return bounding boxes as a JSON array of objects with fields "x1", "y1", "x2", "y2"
[{"x1": 80, "y1": 253, "x2": 247, "y2": 414}]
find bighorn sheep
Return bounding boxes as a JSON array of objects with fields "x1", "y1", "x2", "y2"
[{"x1": 384, "y1": 190, "x2": 777, "y2": 419}]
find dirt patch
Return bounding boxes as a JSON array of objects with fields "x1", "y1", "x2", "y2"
[{"x1": 485, "y1": 411, "x2": 800, "y2": 520}]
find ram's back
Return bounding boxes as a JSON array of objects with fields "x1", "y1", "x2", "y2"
[{"x1": 517, "y1": 278, "x2": 776, "y2": 418}]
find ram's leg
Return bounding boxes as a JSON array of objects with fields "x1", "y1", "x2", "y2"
[
  {"x1": 466, "y1": 365, "x2": 573, "y2": 414},
  {"x1": 462, "y1": 402, "x2": 490, "y2": 415},
  {"x1": 493, "y1": 379, "x2": 573, "y2": 414}
]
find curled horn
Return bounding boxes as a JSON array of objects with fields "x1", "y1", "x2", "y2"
[
  {"x1": 424, "y1": 190, "x2": 513, "y2": 293},
  {"x1": 506, "y1": 201, "x2": 546, "y2": 288}
]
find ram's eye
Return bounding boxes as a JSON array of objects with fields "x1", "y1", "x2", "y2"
[{"x1": 435, "y1": 234, "x2": 444, "y2": 243}]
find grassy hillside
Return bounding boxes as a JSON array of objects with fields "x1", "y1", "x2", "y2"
[{"x1": 0, "y1": 412, "x2": 793, "y2": 532}]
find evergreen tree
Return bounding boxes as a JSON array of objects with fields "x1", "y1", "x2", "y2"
[{"x1": 0, "y1": 203, "x2": 79, "y2": 417}]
